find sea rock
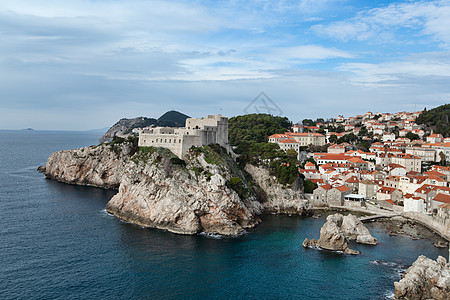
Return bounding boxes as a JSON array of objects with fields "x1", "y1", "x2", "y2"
[
  {"x1": 341, "y1": 214, "x2": 378, "y2": 245},
  {"x1": 394, "y1": 255, "x2": 450, "y2": 299},
  {"x1": 303, "y1": 214, "x2": 360, "y2": 255},
  {"x1": 44, "y1": 141, "x2": 264, "y2": 235},
  {"x1": 245, "y1": 164, "x2": 313, "y2": 215},
  {"x1": 37, "y1": 166, "x2": 46, "y2": 173}
]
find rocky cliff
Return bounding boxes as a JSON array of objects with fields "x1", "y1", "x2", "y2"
[
  {"x1": 45, "y1": 140, "x2": 264, "y2": 235},
  {"x1": 245, "y1": 164, "x2": 313, "y2": 215},
  {"x1": 100, "y1": 117, "x2": 157, "y2": 143},
  {"x1": 394, "y1": 255, "x2": 450, "y2": 299}
]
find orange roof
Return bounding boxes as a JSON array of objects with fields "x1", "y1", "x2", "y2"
[
  {"x1": 305, "y1": 162, "x2": 315, "y2": 167},
  {"x1": 348, "y1": 157, "x2": 367, "y2": 164},
  {"x1": 424, "y1": 170, "x2": 446, "y2": 177},
  {"x1": 335, "y1": 185, "x2": 350, "y2": 192},
  {"x1": 286, "y1": 132, "x2": 324, "y2": 137},
  {"x1": 346, "y1": 176, "x2": 360, "y2": 183},
  {"x1": 415, "y1": 184, "x2": 436, "y2": 194},
  {"x1": 320, "y1": 184, "x2": 333, "y2": 190},
  {"x1": 378, "y1": 186, "x2": 396, "y2": 194},
  {"x1": 433, "y1": 193, "x2": 450, "y2": 203},
  {"x1": 329, "y1": 144, "x2": 344, "y2": 149},
  {"x1": 268, "y1": 134, "x2": 289, "y2": 139},
  {"x1": 429, "y1": 134, "x2": 442, "y2": 138},
  {"x1": 279, "y1": 139, "x2": 298, "y2": 144}
]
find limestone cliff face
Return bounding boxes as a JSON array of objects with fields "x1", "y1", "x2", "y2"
[
  {"x1": 245, "y1": 164, "x2": 313, "y2": 215},
  {"x1": 45, "y1": 142, "x2": 132, "y2": 189},
  {"x1": 45, "y1": 142, "x2": 263, "y2": 235},
  {"x1": 394, "y1": 255, "x2": 450, "y2": 299}
]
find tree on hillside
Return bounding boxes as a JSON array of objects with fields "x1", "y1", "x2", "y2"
[
  {"x1": 228, "y1": 114, "x2": 292, "y2": 146},
  {"x1": 406, "y1": 132, "x2": 420, "y2": 141},
  {"x1": 302, "y1": 119, "x2": 316, "y2": 126},
  {"x1": 416, "y1": 104, "x2": 450, "y2": 137},
  {"x1": 329, "y1": 134, "x2": 338, "y2": 144},
  {"x1": 286, "y1": 148, "x2": 298, "y2": 159}
]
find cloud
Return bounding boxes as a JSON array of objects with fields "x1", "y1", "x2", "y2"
[
  {"x1": 274, "y1": 45, "x2": 354, "y2": 60},
  {"x1": 339, "y1": 51, "x2": 450, "y2": 85},
  {"x1": 313, "y1": 0, "x2": 450, "y2": 46}
]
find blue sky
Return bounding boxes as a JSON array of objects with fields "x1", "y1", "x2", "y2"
[{"x1": 1, "y1": 0, "x2": 450, "y2": 130}]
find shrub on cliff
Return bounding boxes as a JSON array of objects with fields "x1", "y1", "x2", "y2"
[{"x1": 227, "y1": 177, "x2": 248, "y2": 199}]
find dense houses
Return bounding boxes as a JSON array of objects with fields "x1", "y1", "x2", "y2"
[{"x1": 268, "y1": 109, "x2": 450, "y2": 223}]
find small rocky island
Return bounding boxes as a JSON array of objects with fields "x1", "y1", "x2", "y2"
[
  {"x1": 303, "y1": 213, "x2": 378, "y2": 255},
  {"x1": 394, "y1": 255, "x2": 450, "y2": 299}
]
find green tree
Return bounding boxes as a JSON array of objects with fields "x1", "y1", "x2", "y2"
[
  {"x1": 302, "y1": 119, "x2": 316, "y2": 126},
  {"x1": 304, "y1": 180, "x2": 318, "y2": 194},
  {"x1": 229, "y1": 114, "x2": 292, "y2": 146},
  {"x1": 329, "y1": 134, "x2": 338, "y2": 144},
  {"x1": 286, "y1": 148, "x2": 298, "y2": 159},
  {"x1": 406, "y1": 132, "x2": 420, "y2": 141}
]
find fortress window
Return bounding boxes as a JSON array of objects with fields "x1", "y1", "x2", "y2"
[
  {"x1": 169, "y1": 139, "x2": 171, "y2": 143},
  {"x1": 165, "y1": 139, "x2": 167, "y2": 143},
  {"x1": 179, "y1": 139, "x2": 181, "y2": 143}
]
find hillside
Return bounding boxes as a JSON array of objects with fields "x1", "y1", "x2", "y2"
[
  {"x1": 416, "y1": 104, "x2": 450, "y2": 137},
  {"x1": 157, "y1": 110, "x2": 190, "y2": 127},
  {"x1": 100, "y1": 110, "x2": 190, "y2": 142}
]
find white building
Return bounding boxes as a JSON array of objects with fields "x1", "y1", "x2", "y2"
[
  {"x1": 404, "y1": 195, "x2": 426, "y2": 213},
  {"x1": 138, "y1": 115, "x2": 228, "y2": 158}
]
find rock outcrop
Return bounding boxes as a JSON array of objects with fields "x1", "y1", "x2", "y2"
[
  {"x1": 245, "y1": 164, "x2": 313, "y2": 215},
  {"x1": 100, "y1": 117, "x2": 157, "y2": 143},
  {"x1": 303, "y1": 214, "x2": 360, "y2": 254},
  {"x1": 394, "y1": 255, "x2": 450, "y2": 299},
  {"x1": 341, "y1": 214, "x2": 378, "y2": 245},
  {"x1": 303, "y1": 213, "x2": 378, "y2": 254},
  {"x1": 45, "y1": 141, "x2": 263, "y2": 235}
]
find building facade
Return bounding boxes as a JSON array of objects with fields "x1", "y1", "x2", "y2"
[{"x1": 138, "y1": 115, "x2": 228, "y2": 158}]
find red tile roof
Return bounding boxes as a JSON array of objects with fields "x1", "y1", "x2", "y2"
[
  {"x1": 433, "y1": 193, "x2": 450, "y2": 203},
  {"x1": 334, "y1": 185, "x2": 350, "y2": 192}
]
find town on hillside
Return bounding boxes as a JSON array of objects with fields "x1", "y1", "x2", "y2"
[{"x1": 268, "y1": 110, "x2": 449, "y2": 233}]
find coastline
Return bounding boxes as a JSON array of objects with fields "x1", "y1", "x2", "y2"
[
  {"x1": 312, "y1": 205, "x2": 450, "y2": 243},
  {"x1": 402, "y1": 211, "x2": 450, "y2": 242}
]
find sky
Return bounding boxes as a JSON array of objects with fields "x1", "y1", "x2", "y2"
[{"x1": 1, "y1": 0, "x2": 450, "y2": 130}]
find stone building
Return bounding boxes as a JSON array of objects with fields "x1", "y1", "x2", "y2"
[{"x1": 138, "y1": 115, "x2": 228, "y2": 158}]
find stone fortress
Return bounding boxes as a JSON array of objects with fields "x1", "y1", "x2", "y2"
[{"x1": 138, "y1": 115, "x2": 229, "y2": 158}]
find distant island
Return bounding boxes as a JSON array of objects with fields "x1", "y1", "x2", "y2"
[{"x1": 22, "y1": 128, "x2": 34, "y2": 131}]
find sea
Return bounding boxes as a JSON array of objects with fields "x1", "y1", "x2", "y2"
[{"x1": 0, "y1": 130, "x2": 448, "y2": 299}]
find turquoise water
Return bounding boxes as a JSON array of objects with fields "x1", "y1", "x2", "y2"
[{"x1": 0, "y1": 130, "x2": 447, "y2": 299}]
